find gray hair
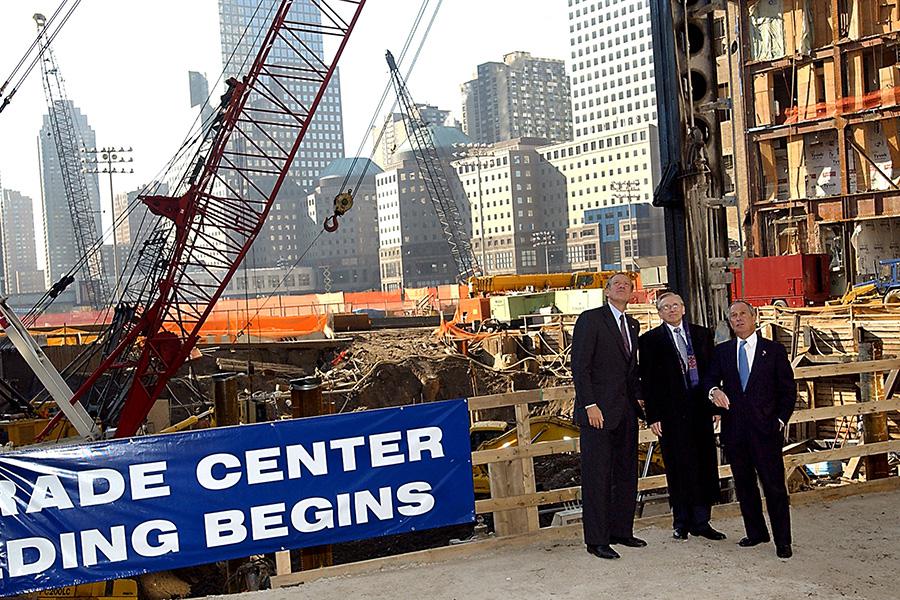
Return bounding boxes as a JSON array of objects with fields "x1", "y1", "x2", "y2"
[
  {"x1": 655, "y1": 291, "x2": 683, "y2": 310},
  {"x1": 605, "y1": 272, "x2": 634, "y2": 291},
  {"x1": 728, "y1": 300, "x2": 757, "y2": 315}
]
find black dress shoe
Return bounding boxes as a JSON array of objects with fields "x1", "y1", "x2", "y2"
[
  {"x1": 776, "y1": 544, "x2": 792, "y2": 559},
  {"x1": 587, "y1": 544, "x2": 620, "y2": 559},
  {"x1": 738, "y1": 536, "x2": 770, "y2": 547},
  {"x1": 610, "y1": 535, "x2": 647, "y2": 548},
  {"x1": 691, "y1": 526, "x2": 727, "y2": 541},
  {"x1": 672, "y1": 528, "x2": 689, "y2": 540}
]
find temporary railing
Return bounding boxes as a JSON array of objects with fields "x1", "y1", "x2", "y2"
[{"x1": 270, "y1": 356, "x2": 900, "y2": 586}]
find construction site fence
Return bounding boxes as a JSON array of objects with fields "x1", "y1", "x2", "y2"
[{"x1": 272, "y1": 357, "x2": 900, "y2": 583}]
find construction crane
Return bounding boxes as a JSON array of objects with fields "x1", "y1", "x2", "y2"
[
  {"x1": 25, "y1": 0, "x2": 366, "y2": 440},
  {"x1": 385, "y1": 50, "x2": 481, "y2": 282},
  {"x1": 34, "y1": 12, "x2": 110, "y2": 309}
]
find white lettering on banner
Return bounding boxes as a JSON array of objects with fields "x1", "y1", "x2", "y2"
[
  {"x1": 7, "y1": 537, "x2": 56, "y2": 577},
  {"x1": 285, "y1": 441, "x2": 328, "y2": 478},
  {"x1": 81, "y1": 526, "x2": 128, "y2": 567},
  {"x1": 27, "y1": 475, "x2": 74, "y2": 514},
  {"x1": 246, "y1": 448, "x2": 283, "y2": 485},
  {"x1": 0, "y1": 520, "x2": 182, "y2": 579},
  {"x1": 250, "y1": 503, "x2": 289, "y2": 540},
  {"x1": 204, "y1": 510, "x2": 247, "y2": 548},
  {"x1": 290, "y1": 497, "x2": 333, "y2": 532},
  {"x1": 1, "y1": 462, "x2": 171, "y2": 516},
  {"x1": 328, "y1": 436, "x2": 366, "y2": 471},
  {"x1": 132, "y1": 520, "x2": 180, "y2": 557},
  {"x1": 129, "y1": 462, "x2": 170, "y2": 500},
  {"x1": 192, "y1": 428, "x2": 448, "y2": 490},
  {"x1": 196, "y1": 453, "x2": 242, "y2": 490},
  {"x1": 78, "y1": 469, "x2": 126, "y2": 507},
  {"x1": 0, "y1": 480, "x2": 17, "y2": 516},
  {"x1": 202, "y1": 482, "x2": 436, "y2": 548},
  {"x1": 369, "y1": 432, "x2": 404, "y2": 467},
  {"x1": 397, "y1": 482, "x2": 435, "y2": 516},
  {"x1": 407, "y1": 427, "x2": 444, "y2": 461}
]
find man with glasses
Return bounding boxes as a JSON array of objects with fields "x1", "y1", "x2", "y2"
[
  {"x1": 705, "y1": 300, "x2": 796, "y2": 559},
  {"x1": 638, "y1": 292, "x2": 724, "y2": 542}
]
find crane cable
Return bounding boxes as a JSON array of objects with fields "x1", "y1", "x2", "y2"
[
  {"x1": 0, "y1": 0, "x2": 82, "y2": 115},
  {"x1": 234, "y1": 0, "x2": 444, "y2": 340}
]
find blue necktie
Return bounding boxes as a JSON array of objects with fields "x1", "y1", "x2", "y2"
[{"x1": 738, "y1": 340, "x2": 750, "y2": 391}]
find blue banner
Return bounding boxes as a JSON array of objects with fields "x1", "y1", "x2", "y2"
[{"x1": 0, "y1": 399, "x2": 475, "y2": 596}]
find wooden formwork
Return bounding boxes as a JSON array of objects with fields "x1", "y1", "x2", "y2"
[{"x1": 271, "y1": 354, "x2": 900, "y2": 587}]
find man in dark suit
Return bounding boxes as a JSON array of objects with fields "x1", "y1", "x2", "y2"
[
  {"x1": 638, "y1": 292, "x2": 725, "y2": 541},
  {"x1": 572, "y1": 272, "x2": 646, "y2": 560},
  {"x1": 704, "y1": 300, "x2": 796, "y2": 559}
]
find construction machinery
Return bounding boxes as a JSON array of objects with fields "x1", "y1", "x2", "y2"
[
  {"x1": 34, "y1": 13, "x2": 109, "y2": 309},
  {"x1": 471, "y1": 416, "x2": 664, "y2": 496},
  {"x1": 3, "y1": 0, "x2": 367, "y2": 441},
  {"x1": 834, "y1": 258, "x2": 900, "y2": 304},
  {"x1": 385, "y1": 50, "x2": 481, "y2": 283},
  {"x1": 467, "y1": 270, "x2": 640, "y2": 297}
]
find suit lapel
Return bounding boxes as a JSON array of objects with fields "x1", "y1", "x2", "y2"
[
  {"x1": 600, "y1": 305, "x2": 629, "y2": 359},
  {"x1": 725, "y1": 338, "x2": 739, "y2": 390}
]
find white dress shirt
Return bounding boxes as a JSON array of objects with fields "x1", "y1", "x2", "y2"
[
  {"x1": 608, "y1": 303, "x2": 626, "y2": 328},
  {"x1": 736, "y1": 331, "x2": 758, "y2": 373}
]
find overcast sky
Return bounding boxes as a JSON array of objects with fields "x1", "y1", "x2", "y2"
[{"x1": 0, "y1": 0, "x2": 570, "y2": 270}]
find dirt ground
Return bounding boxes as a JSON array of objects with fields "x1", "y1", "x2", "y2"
[{"x1": 236, "y1": 491, "x2": 898, "y2": 600}]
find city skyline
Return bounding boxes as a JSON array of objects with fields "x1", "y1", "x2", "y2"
[{"x1": 0, "y1": 1, "x2": 569, "y2": 273}]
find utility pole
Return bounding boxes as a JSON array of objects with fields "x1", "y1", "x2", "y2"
[
  {"x1": 82, "y1": 146, "x2": 134, "y2": 288},
  {"x1": 610, "y1": 179, "x2": 641, "y2": 272},
  {"x1": 452, "y1": 143, "x2": 492, "y2": 274},
  {"x1": 531, "y1": 230, "x2": 556, "y2": 274}
]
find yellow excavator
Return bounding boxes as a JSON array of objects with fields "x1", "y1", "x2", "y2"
[{"x1": 471, "y1": 416, "x2": 664, "y2": 495}]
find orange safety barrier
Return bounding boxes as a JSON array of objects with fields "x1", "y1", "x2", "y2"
[{"x1": 782, "y1": 87, "x2": 900, "y2": 125}]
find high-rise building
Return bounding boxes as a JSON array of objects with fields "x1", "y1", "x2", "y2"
[
  {"x1": 462, "y1": 52, "x2": 572, "y2": 145},
  {"x1": 452, "y1": 138, "x2": 567, "y2": 275},
  {"x1": 568, "y1": 0, "x2": 657, "y2": 139},
  {"x1": 1, "y1": 189, "x2": 45, "y2": 294},
  {"x1": 306, "y1": 158, "x2": 382, "y2": 292},
  {"x1": 218, "y1": 0, "x2": 345, "y2": 267},
  {"x1": 537, "y1": 124, "x2": 664, "y2": 271},
  {"x1": 376, "y1": 125, "x2": 472, "y2": 290},
  {"x1": 370, "y1": 104, "x2": 455, "y2": 169},
  {"x1": 38, "y1": 101, "x2": 102, "y2": 288}
]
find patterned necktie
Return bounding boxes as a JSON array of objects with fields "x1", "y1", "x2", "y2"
[
  {"x1": 673, "y1": 326, "x2": 689, "y2": 371},
  {"x1": 738, "y1": 340, "x2": 750, "y2": 391},
  {"x1": 619, "y1": 314, "x2": 631, "y2": 355}
]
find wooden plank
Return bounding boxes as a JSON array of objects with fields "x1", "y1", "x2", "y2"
[
  {"x1": 472, "y1": 437, "x2": 578, "y2": 466},
  {"x1": 783, "y1": 440, "x2": 900, "y2": 469},
  {"x1": 789, "y1": 397, "x2": 900, "y2": 424},
  {"x1": 884, "y1": 368, "x2": 899, "y2": 399},
  {"x1": 275, "y1": 550, "x2": 291, "y2": 576},
  {"x1": 476, "y1": 487, "x2": 580, "y2": 513},
  {"x1": 472, "y1": 428, "x2": 657, "y2": 466},
  {"x1": 270, "y1": 477, "x2": 900, "y2": 588},
  {"x1": 514, "y1": 403, "x2": 540, "y2": 532},
  {"x1": 793, "y1": 358, "x2": 900, "y2": 379},
  {"x1": 467, "y1": 387, "x2": 575, "y2": 411}
]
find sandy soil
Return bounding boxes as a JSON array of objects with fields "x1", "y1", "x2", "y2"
[{"x1": 234, "y1": 491, "x2": 898, "y2": 600}]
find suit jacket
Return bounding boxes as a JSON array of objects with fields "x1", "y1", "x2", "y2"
[
  {"x1": 572, "y1": 304, "x2": 642, "y2": 429},
  {"x1": 639, "y1": 322, "x2": 714, "y2": 426},
  {"x1": 703, "y1": 335, "x2": 796, "y2": 444},
  {"x1": 639, "y1": 322, "x2": 719, "y2": 506}
]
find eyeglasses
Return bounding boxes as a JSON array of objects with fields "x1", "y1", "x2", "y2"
[{"x1": 658, "y1": 303, "x2": 683, "y2": 311}]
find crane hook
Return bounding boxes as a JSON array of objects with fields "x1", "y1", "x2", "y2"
[{"x1": 324, "y1": 189, "x2": 354, "y2": 232}]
